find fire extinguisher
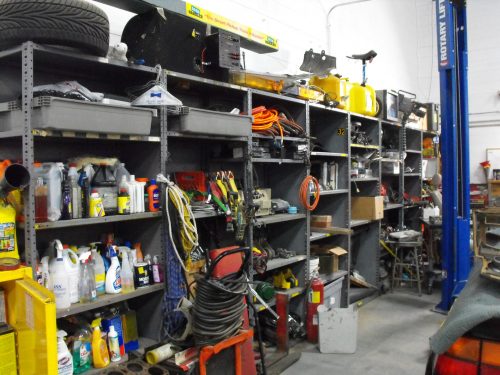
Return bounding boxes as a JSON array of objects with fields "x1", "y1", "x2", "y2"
[{"x1": 306, "y1": 277, "x2": 324, "y2": 343}]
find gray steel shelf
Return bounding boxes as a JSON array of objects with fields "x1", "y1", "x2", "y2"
[
  {"x1": 320, "y1": 189, "x2": 349, "y2": 196},
  {"x1": 350, "y1": 219, "x2": 376, "y2": 227},
  {"x1": 56, "y1": 284, "x2": 164, "y2": 318},
  {"x1": 404, "y1": 173, "x2": 422, "y2": 177},
  {"x1": 384, "y1": 203, "x2": 404, "y2": 211},
  {"x1": 351, "y1": 143, "x2": 380, "y2": 150},
  {"x1": 250, "y1": 88, "x2": 307, "y2": 104},
  {"x1": 264, "y1": 255, "x2": 307, "y2": 272},
  {"x1": 351, "y1": 177, "x2": 379, "y2": 182},
  {"x1": 405, "y1": 149, "x2": 422, "y2": 154},
  {"x1": 251, "y1": 157, "x2": 306, "y2": 164},
  {"x1": 309, "y1": 102, "x2": 348, "y2": 115},
  {"x1": 254, "y1": 286, "x2": 304, "y2": 312},
  {"x1": 35, "y1": 212, "x2": 162, "y2": 230},
  {"x1": 167, "y1": 130, "x2": 248, "y2": 142},
  {"x1": 320, "y1": 270, "x2": 348, "y2": 284},
  {"x1": 311, "y1": 151, "x2": 348, "y2": 158},
  {"x1": 32, "y1": 129, "x2": 161, "y2": 143},
  {"x1": 252, "y1": 134, "x2": 307, "y2": 142},
  {"x1": 166, "y1": 69, "x2": 248, "y2": 92},
  {"x1": 381, "y1": 120, "x2": 402, "y2": 128},
  {"x1": 254, "y1": 213, "x2": 306, "y2": 226},
  {"x1": 310, "y1": 229, "x2": 349, "y2": 241},
  {"x1": 349, "y1": 112, "x2": 380, "y2": 122},
  {"x1": 0, "y1": 129, "x2": 23, "y2": 139},
  {"x1": 192, "y1": 210, "x2": 222, "y2": 219}
]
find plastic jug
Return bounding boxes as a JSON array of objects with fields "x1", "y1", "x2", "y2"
[
  {"x1": 57, "y1": 330, "x2": 74, "y2": 375},
  {"x1": 310, "y1": 74, "x2": 350, "y2": 109},
  {"x1": 0, "y1": 200, "x2": 19, "y2": 260},
  {"x1": 34, "y1": 162, "x2": 63, "y2": 221},
  {"x1": 348, "y1": 83, "x2": 377, "y2": 116},
  {"x1": 49, "y1": 240, "x2": 80, "y2": 304},
  {"x1": 91, "y1": 319, "x2": 110, "y2": 369},
  {"x1": 91, "y1": 164, "x2": 117, "y2": 215},
  {"x1": 91, "y1": 248, "x2": 106, "y2": 295},
  {"x1": 50, "y1": 245, "x2": 71, "y2": 309}
]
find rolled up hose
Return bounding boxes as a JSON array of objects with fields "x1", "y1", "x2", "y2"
[{"x1": 299, "y1": 175, "x2": 320, "y2": 211}]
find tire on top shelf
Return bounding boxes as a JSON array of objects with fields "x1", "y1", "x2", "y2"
[{"x1": 0, "y1": 0, "x2": 110, "y2": 57}]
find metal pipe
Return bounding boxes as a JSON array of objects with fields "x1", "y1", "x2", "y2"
[{"x1": 326, "y1": 0, "x2": 374, "y2": 54}]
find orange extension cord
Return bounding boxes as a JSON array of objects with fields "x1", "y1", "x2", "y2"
[
  {"x1": 251, "y1": 106, "x2": 284, "y2": 141},
  {"x1": 299, "y1": 175, "x2": 320, "y2": 211}
]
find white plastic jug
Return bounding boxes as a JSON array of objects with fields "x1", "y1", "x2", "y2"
[
  {"x1": 34, "y1": 163, "x2": 63, "y2": 221},
  {"x1": 49, "y1": 240, "x2": 80, "y2": 304}
]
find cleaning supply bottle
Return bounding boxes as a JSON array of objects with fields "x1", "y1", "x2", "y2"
[
  {"x1": 107, "y1": 325, "x2": 121, "y2": 362},
  {"x1": 0, "y1": 199, "x2": 20, "y2": 260},
  {"x1": 57, "y1": 330, "x2": 74, "y2": 375},
  {"x1": 121, "y1": 305, "x2": 139, "y2": 352},
  {"x1": 92, "y1": 164, "x2": 118, "y2": 215},
  {"x1": 147, "y1": 179, "x2": 160, "y2": 212},
  {"x1": 91, "y1": 248, "x2": 106, "y2": 296},
  {"x1": 79, "y1": 252, "x2": 96, "y2": 303},
  {"x1": 120, "y1": 248, "x2": 134, "y2": 294},
  {"x1": 34, "y1": 162, "x2": 63, "y2": 221},
  {"x1": 117, "y1": 176, "x2": 130, "y2": 215},
  {"x1": 89, "y1": 189, "x2": 105, "y2": 218},
  {"x1": 51, "y1": 246, "x2": 71, "y2": 309},
  {"x1": 144, "y1": 254, "x2": 154, "y2": 285},
  {"x1": 114, "y1": 163, "x2": 130, "y2": 186},
  {"x1": 71, "y1": 324, "x2": 92, "y2": 374},
  {"x1": 91, "y1": 318, "x2": 110, "y2": 369},
  {"x1": 136, "y1": 179, "x2": 146, "y2": 213},
  {"x1": 35, "y1": 177, "x2": 48, "y2": 223},
  {"x1": 63, "y1": 246, "x2": 80, "y2": 304},
  {"x1": 127, "y1": 175, "x2": 137, "y2": 213},
  {"x1": 105, "y1": 247, "x2": 122, "y2": 294},
  {"x1": 152, "y1": 255, "x2": 163, "y2": 283}
]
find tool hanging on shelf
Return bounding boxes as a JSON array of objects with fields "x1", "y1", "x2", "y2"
[
  {"x1": 209, "y1": 177, "x2": 233, "y2": 232},
  {"x1": 299, "y1": 175, "x2": 320, "y2": 211}
]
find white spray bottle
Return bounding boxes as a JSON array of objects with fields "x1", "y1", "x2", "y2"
[
  {"x1": 57, "y1": 330, "x2": 74, "y2": 375},
  {"x1": 105, "y1": 247, "x2": 122, "y2": 294},
  {"x1": 51, "y1": 244, "x2": 71, "y2": 309}
]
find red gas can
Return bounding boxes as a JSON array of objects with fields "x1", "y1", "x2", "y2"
[{"x1": 306, "y1": 278, "x2": 324, "y2": 343}]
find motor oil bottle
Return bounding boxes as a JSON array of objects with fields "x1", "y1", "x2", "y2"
[
  {"x1": 78, "y1": 170, "x2": 90, "y2": 218},
  {"x1": 105, "y1": 247, "x2": 122, "y2": 294},
  {"x1": 92, "y1": 164, "x2": 118, "y2": 215},
  {"x1": 147, "y1": 179, "x2": 160, "y2": 212},
  {"x1": 71, "y1": 325, "x2": 92, "y2": 374},
  {"x1": 89, "y1": 190, "x2": 105, "y2": 218},
  {"x1": 117, "y1": 176, "x2": 130, "y2": 215},
  {"x1": 57, "y1": 330, "x2": 73, "y2": 375},
  {"x1": 35, "y1": 177, "x2": 48, "y2": 223},
  {"x1": 91, "y1": 318, "x2": 110, "y2": 369}
]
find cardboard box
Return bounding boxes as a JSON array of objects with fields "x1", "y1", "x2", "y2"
[
  {"x1": 311, "y1": 215, "x2": 332, "y2": 228},
  {"x1": 312, "y1": 246, "x2": 348, "y2": 274},
  {"x1": 351, "y1": 196, "x2": 384, "y2": 220}
]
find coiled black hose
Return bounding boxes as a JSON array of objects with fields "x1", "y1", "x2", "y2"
[{"x1": 192, "y1": 272, "x2": 247, "y2": 346}]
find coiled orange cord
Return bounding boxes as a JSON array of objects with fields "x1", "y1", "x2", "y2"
[
  {"x1": 299, "y1": 175, "x2": 320, "y2": 211},
  {"x1": 252, "y1": 106, "x2": 284, "y2": 141}
]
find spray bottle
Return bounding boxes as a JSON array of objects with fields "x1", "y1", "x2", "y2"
[
  {"x1": 71, "y1": 323, "x2": 92, "y2": 374},
  {"x1": 57, "y1": 330, "x2": 74, "y2": 375},
  {"x1": 79, "y1": 252, "x2": 97, "y2": 303},
  {"x1": 105, "y1": 247, "x2": 122, "y2": 294}
]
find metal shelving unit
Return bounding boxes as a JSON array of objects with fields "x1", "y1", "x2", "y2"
[
  {"x1": 0, "y1": 42, "x2": 166, "y2": 348},
  {"x1": 404, "y1": 127, "x2": 424, "y2": 229}
]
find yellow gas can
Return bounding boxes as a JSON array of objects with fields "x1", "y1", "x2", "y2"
[
  {"x1": 348, "y1": 83, "x2": 378, "y2": 117},
  {"x1": 310, "y1": 74, "x2": 350, "y2": 109}
]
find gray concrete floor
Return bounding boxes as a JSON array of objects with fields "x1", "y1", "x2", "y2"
[{"x1": 283, "y1": 290, "x2": 445, "y2": 375}]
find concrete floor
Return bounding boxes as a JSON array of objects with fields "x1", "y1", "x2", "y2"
[{"x1": 283, "y1": 290, "x2": 445, "y2": 375}]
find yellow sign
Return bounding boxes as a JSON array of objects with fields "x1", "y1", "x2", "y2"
[{"x1": 185, "y1": 2, "x2": 278, "y2": 50}]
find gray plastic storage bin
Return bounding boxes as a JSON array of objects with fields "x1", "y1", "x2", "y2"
[
  {"x1": 0, "y1": 96, "x2": 156, "y2": 135},
  {"x1": 323, "y1": 276, "x2": 344, "y2": 308},
  {"x1": 168, "y1": 107, "x2": 251, "y2": 137}
]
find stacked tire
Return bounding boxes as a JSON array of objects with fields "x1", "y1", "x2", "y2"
[{"x1": 0, "y1": 0, "x2": 110, "y2": 56}]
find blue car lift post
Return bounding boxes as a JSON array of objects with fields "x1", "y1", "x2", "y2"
[{"x1": 435, "y1": 0, "x2": 471, "y2": 312}]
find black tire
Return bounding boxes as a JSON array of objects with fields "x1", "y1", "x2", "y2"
[{"x1": 0, "y1": 0, "x2": 109, "y2": 56}]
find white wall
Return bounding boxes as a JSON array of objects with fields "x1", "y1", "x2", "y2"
[{"x1": 90, "y1": 0, "x2": 500, "y2": 182}]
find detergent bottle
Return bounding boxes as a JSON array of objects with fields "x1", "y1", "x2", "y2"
[
  {"x1": 71, "y1": 324, "x2": 92, "y2": 374},
  {"x1": 57, "y1": 330, "x2": 74, "y2": 375},
  {"x1": 147, "y1": 179, "x2": 160, "y2": 212},
  {"x1": 91, "y1": 247, "x2": 106, "y2": 296},
  {"x1": 107, "y1": 325, "x2": 121, "y2": 362},
  {"x1": 105, "y1": 247, "x2": 122, "y2": 294},
  {"x1": 91, "y1": 318, "x2": 110, "y2": 369}
]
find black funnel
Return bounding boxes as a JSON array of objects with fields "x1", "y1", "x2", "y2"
[{"x1": 0, "y1": 164, "x2": 30, "y2": 197}]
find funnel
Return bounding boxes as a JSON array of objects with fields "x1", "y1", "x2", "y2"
[{"x1": 0, "y1": 164, "x2": 30, "y2": 198}]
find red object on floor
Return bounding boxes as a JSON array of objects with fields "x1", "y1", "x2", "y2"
[{"x1": 306, "y1": 278, "x2": 324, "y2": 343}]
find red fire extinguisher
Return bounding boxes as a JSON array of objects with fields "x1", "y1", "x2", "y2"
[{"x1": 306, "y1": 278, "x2": 324, "y2": 343}]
